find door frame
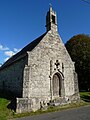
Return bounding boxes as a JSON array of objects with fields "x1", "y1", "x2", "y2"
[{"x1": 50, "y1": 70, "x2": 65, "y2": 100}]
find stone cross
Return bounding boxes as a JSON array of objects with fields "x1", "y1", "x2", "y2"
[{"x1": 55, "y1": 60, "x2": 60, "y2": 68}]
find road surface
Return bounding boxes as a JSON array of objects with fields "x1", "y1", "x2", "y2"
[{"x1": 16, "y1": 106, "x2": 90, "y2": 120}]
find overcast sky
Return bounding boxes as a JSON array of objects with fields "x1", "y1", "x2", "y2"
[{"x1": 0, "y1": 0, "x2": 90, "y2": 64}]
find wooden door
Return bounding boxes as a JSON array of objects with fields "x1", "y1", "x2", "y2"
[{"x1": 52, "y1": 74, "x2": 61, "y2": 96}]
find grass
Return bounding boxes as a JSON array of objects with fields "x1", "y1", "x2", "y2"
[
  {"x1": 80, "y1": 92, "x2": 90, "y2": 102},
  {"x1": 0, "y1": 98, "x2": 13, "y2": 120},
  {"x1": 0, "y1": 92, "x2": 90, "y2": 120},
  {"x1": 0, "y1": 92, "x2": 14, "y2": 120}
]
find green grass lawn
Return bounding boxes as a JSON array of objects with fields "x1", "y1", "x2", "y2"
[
  {"x1": 0, "y1": 92, "x2": 90, "y2": 120},
  {"x1": 80, "y1": 92, "x2": 90, "y2": 102},
  {"x1": 0, "y1": 98, "x2": 13, "y2": 120}
]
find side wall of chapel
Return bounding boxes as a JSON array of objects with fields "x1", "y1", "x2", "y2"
[{"x1": 0, "y1": 56, "x2": 27, "y2": 97}]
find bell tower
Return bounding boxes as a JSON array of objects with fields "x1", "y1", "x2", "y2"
[{"x1": 46, "y1": 6, "x2": 58, "y2": 32}]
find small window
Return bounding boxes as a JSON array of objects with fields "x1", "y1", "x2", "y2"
[{"x1": 52, "y1": 15, "x2": 55, "y2": 24}]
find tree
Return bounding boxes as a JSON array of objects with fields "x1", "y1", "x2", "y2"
[{"x1": 65, "y1": 34, "x2": 90, "y2": 91}]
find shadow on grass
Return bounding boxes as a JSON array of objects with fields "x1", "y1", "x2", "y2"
[
  {"x1": 0, "y1": 90, "x2": 16, "y2": 111},
  {"x1": 80, "y1": 92, "x2": 90, "y2": 102}
]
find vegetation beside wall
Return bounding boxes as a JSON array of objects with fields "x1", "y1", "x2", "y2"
[
  {"x1": 80, "y1": 92, "x2": 90, "y2": 102},
  {"x1": 65, "y1": 34, "x2": 90, "y2": 91}
]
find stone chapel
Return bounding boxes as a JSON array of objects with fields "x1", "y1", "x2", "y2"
[{"x1": 0, "y1": 6, "x2": 80, "y2": 113}]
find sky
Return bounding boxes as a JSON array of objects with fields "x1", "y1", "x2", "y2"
[{"x1": 0, "y1": 0, "x2": 90, "y2": 64}]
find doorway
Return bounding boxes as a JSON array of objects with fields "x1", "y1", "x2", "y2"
[{"x1": 52, "y1": 73, "x2": 61, "y2": 97}]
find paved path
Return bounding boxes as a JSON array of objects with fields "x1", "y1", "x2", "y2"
[{"x1": 16, "y1": 106, "x2": 90, "y2": 120}]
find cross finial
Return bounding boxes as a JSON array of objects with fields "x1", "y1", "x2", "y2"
[
  {"x1": 55, "y1": 60, "x2": 60, "y2": 68},
  {"x1": 49, "y1": 3, "x2": 52, "y2": 11}
]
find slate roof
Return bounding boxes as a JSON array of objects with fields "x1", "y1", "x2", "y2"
[{"x1": 0, "y1": 32, "x2": 46, "y2": 70}]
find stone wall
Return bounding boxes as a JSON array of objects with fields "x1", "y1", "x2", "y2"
[
  {"x1": 0, "y1": 56, "x2": 27, "y2": 97},
  {"x1": 22, "y1": 30, "x2": 77, "y2": 102},
  {"x1": 16, "y1": 97, "x2": 40, "y2": 113}
]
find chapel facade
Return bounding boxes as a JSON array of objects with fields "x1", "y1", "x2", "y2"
[{"x1": 0, "y1": 6, "x2": 80, "y2": 113}]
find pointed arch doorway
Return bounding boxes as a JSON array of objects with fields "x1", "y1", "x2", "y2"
[{"x1": 52, "y1": 73, "x2": 61, "y2": 97}]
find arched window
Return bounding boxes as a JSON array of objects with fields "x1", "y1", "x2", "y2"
[{"x1": 52, "y1": 15, "x2": 55, "y2": 24}]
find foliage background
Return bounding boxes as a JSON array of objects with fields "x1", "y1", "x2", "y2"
[{"x1": 65, "y1": 34, "x2": 90, "y2": 91}]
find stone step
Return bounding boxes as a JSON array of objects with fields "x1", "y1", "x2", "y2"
[{"x1": 49, "y1": 97, "x2": 68, "y2": 106}]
